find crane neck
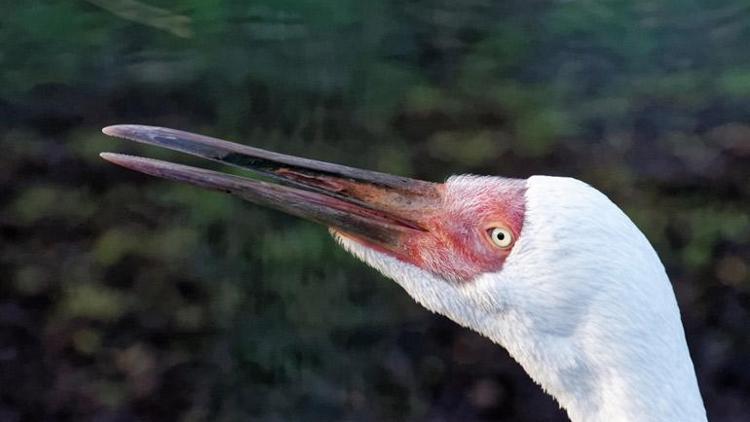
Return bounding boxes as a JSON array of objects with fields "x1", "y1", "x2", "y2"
[
  {"x1": 482, "y1": 272, "x2": 707, "y2": 422},
  {"x1": 477, "y1": 175, "x2": 709, "y2": 421}
]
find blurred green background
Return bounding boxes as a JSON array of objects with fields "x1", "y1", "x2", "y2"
[{"x1": 1, "y1": 1, "x2": 749, "y2": 421}]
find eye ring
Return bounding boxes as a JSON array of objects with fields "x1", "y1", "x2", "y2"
[{"x1": 487, "y1": 227, "x2": 513, "y2": 249}]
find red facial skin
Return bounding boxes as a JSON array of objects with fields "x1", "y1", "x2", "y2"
[
  {"x1": 340, "y1": 178, "x2": 527, "y2": 283},
  {"x1": 100, "y1": 125, "x2": 526, "y2": 283}
]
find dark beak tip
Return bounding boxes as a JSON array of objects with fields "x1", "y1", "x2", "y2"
[
  {"x1": 102, "y1": 125, "x2": 129, "y2": 137},
  {"x1": 99, "y1": 152, "x2": 153, "y2": 172},
  {"x1": 102, "y1": 124, "x2": 159, "y2": 140},
  {"x1": 99, "y1": 152, "x2": 136, "y2": 169},
  {"x1": 99, "y1": 151, "x2": 119, "y2": 162}
]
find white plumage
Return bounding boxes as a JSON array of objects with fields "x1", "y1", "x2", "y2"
[{"x1": 336, "y1": 176, "x2": 706, "y2": 422}]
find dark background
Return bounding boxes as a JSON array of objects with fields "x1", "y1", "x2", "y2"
[{"x1": 1, "y1": 1, "x2": 749, "y2": 421}]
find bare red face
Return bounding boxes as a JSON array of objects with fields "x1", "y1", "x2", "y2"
[
  {"x1": 362, "y1": 178, "x2": 527, "y2": 282},
  {"x1": 100, "y1": 125, "x2": 526, "y2": 284},
  {"x1": 332, "y1": 178, "x2": 526, "y2": 282}
]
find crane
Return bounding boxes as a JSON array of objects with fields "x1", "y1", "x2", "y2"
[{"x1": 100, "y1": 125, "x2": 707, "y2": 422}]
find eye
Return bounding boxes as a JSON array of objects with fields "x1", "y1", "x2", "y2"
[{"x1": 487, "y1": 227, "x2": 513, "y2": 249}]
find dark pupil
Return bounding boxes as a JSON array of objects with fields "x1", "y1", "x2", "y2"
[{"x1": 495, "y1": 231, "x2": 505, "y2": 240}]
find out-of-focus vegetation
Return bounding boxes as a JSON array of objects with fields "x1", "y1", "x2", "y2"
[{"x1": 1, "y1": 1, "x2": 748, "y2": 421}]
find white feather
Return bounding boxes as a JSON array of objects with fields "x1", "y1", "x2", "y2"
[{"x1": 334, "y1": 175, "x2": 706, "y2": 422}]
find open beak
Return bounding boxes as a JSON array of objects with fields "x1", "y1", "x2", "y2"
[{"x1": 100, "y1": 125, "x2": 443, "y2": 250}]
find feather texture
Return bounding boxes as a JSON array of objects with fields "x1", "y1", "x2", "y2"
[{"x1": 334, "y1": 175, "x2": 706, "y2": 422}]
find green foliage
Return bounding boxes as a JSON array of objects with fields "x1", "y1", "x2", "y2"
[{"x1": 11, "y1": 185, "x2": 97, "y2": 224}]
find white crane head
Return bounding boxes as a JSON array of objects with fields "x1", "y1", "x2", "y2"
[{"x1": 100, "y1": 126, "x2": 706, "y2": 422}]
